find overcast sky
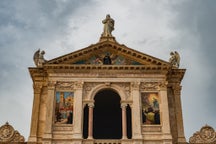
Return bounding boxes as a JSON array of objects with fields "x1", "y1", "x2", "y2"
[{"x1": 0, "y1": 0, "x2": 216, "y2": 141}]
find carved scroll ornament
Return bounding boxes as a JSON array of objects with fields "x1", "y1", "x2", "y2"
[
  {"x1": 189, "y1": 125, "x2": 216, "y2": 143},
  {"x1": 0, "y1": 122, "x2": 25, "y2": 143}
]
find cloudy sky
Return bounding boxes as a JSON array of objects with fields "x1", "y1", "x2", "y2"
[{"x1": 0, "y1": 0, "x2": 216, "y2": 141}]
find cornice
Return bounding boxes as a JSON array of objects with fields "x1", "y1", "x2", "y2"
[
  {"x1": 167, "y1": 68, "x2": 186, "y2": 84},
  {"x1": 46, "y1": 40, "x2": 170, "y2": 66},
  {"x1": 43, "y1": 64, "x2": 170, "y2": 74}
]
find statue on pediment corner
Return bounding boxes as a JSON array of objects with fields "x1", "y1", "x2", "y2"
[
  {"x1": 102, "y1": 14, "x2": 115, "y2": 37},
  {"x1": 33, "y1": 49, "x2": 47, "y2": 67},
  {"x1": 169, "y1": 51, "x2": 180, "y2": 68}
]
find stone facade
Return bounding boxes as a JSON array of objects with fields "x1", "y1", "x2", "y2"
[{"x1": 26, "y1": 32, "x2": 187, "y2": 144}]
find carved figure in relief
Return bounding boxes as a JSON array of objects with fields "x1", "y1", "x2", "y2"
[
  {"x1": 102, "y1": 14, "x2": 115, "y2": 37},
  {"x1": 169, "y1": 51, "x2": 180, "y2": 68},
  {"x1": 33, "y1": 49, "x2": 47, "y2": 67}
]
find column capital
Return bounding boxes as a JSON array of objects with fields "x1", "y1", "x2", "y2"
[
  {"x1": 33, "y1": 82, "x2": 43, "y2": 94},
  {"x1": 131, "y1": 81, "x2": 140, "y2": 90},
  {"x1": 121, "y1": 103, "x2": 128, "y2": 108},
  {"x1": 74, "y1": 81, "x2": 84, "y2": 90},
  {"x1": 157, "y1": 81, "x2": 168, "y2": 91},
  {"x1": 88, "y1": 103, "x2": 95, "y2": 108},
  {"x1": 47, "y1": 81, "x2": 56, "y2": 90}
]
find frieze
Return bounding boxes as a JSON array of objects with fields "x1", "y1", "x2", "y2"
[
  {"x1": 0, "y1": 122, "x2": 25, "y2": 143},
  {"x1": 140, "y1": 82, "x2": 159, "y2": 91},
  {"x1": 189, "y1": 125, "x2": 216, "y2": 143},
  {"x1": 56, "y1": 81, "x2": 75, "y2": 90}
]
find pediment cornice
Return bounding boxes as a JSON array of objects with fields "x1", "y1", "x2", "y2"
[{"x1": 46, "y1": 40, "x2": 170, "y2": 67}]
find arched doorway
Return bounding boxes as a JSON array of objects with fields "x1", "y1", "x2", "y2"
[{"x1": 93, "y1": 89, "x2": 122, "y2": 139}]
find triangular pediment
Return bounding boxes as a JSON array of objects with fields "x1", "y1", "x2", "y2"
[{"x1": 46, "y1": 40, "x2": 169, "y2": 67}]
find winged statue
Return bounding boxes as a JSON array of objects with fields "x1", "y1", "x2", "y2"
[
  {"x1": 169, "y1": 51, "x2": 180, "y2": 68},
  {"x1": 33, "y1": 49, "x2": 46, "y2": 67}
]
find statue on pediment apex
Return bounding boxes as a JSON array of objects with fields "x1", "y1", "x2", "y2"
[
  {"x1": 102, "y1": 14, "x2": 115, "y2": 37},
  {"x1": 33, "y1": 49, "x2": 47, "y2": 67}
]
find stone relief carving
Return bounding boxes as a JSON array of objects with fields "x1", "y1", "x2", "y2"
[
  {"x1": 75, "y1": 81, "x2": 84, "y2": 89},
  {"x1": 83, "y1": 82, "x2": 102, "y2": 99},
  {"x1": 83, "y1": 82, "x2": 131, "y2": 100},
  {"x1": 140, "y1": 82, "x2": 159, "y2": 91},
  {"x1": 56, "y1": 81, "x2": 75, "y2": 90},
  {"x1": 0, "y1": 122, "x2": 25, "y2": 143},
  {"x1": 189, "y1": 125, "x2": 216, "y2": 143},
  {"x1": 117, "y1": 83, "x2": 130, "y2": 99}
]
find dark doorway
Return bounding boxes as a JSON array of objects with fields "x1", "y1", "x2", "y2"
[
  {"x1": 83, "y1": 104, "x2": 88, "y2": 139},
  {"x1": 126, "y1": 105, "x2": 132, "y2": 139},
  {"x1": 93, "y1": 89, "x2": 122, "y2": 139}
]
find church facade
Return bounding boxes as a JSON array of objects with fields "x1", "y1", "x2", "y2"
[
  {"x1": 27, "y1": 15, "x2": 187, "y2": 144},
  {"x1": 3, "y1": 15, "x2": 208, "y2": 144}
]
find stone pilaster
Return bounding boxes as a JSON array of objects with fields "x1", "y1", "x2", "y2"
[
  {"x1": 42, "y1": 81, "x2": 56, "y2": 143},
  {"x1": 28, "y1": 82, "x2": 42, "y2": 142},
  {"x1": 72, "y1": 81, "x2": 84, "y2": 139},
  {"x1": 158, "y1": 81, "x2": 172, "y2": 143},
  {"x1": 173, "y1": 84, "x2": 186, "y2": 143},
  {"x1": 130, "y1": 82, "x2": 142, "y2": 139}
]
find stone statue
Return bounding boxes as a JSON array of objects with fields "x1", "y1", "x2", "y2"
[
  {"x1": 169, "y1": 51, "x2": 180, "y2": 68},
  {"x1": 102, "y1": 14, "x2": 115, "y2": 37},
  {"x1": 33, "y1": 49, "x2": 46, "y2": 67}
]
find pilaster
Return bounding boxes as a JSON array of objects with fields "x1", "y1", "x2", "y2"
[
  {"x1": 130, "y1": 82, "x2": 143, "y2": 139},
  {"x1": 173, "y1": 84, "x2": 186, "y2": 143},
  {"x1": 28, "y1": 82, "x2": 43, "y2": 142},
  {"x1": 42, "y1": 81, "x2": 56, "y2": 143},
  {"x1": 72, "y1": 81, "x2": 84, "y2": 139},
  {"x1": 158, "y1": 81, "x2": 172, "y2": 143}
]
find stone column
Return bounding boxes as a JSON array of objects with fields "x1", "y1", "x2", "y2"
[
  {"x1": 43, "y1": 81, "x2": 56, "y2": 142},
  {"x1": 159, "y1": 82, "x2": 172, "y2": 142},
  {"x1": 121, "y1": 103, "x2": 127, "y2": 139},
  {"x1": 130, "y1": 82, "x2": 142, "y2": 139},
  {"x1": 173, "y1": 84, "x2": 186, "y2": 143},
  {"x1": 73, "y1": 81, "x2": 84, "y2": 139},
  {"x1": 88, "y1": 103, "x2": 94, "y2": 139},
  {"x1": 28, "y1": 82, "x2": 42, "y2": 142}
]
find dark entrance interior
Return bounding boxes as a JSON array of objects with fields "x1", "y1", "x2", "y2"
[{"x1": 93, "y1": 89, "x2": 122, "y2": 139}]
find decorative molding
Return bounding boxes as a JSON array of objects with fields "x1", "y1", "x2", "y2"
[
  {"x1": 56, "y1": 81, "x2": 75, "y2": 90},
  {"x1": 117, "y1": 83, "x2": 130, "y2": 99},
  {"x1": 83, "y1": 82, "x2": 102, "y2": 99},
  {"x1": 0, "y1": 122, "x2": 25, "y2": 143},
  {"x1": 140, "y1": 82, "x2": 159, "y2": 91},
  {"x1": 189, "y1": 125, "x2": 216, "y2": 143}
]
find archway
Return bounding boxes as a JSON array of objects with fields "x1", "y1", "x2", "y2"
[{"x1": 93, "y1": 89, "x2": 122, "y2": 139}]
